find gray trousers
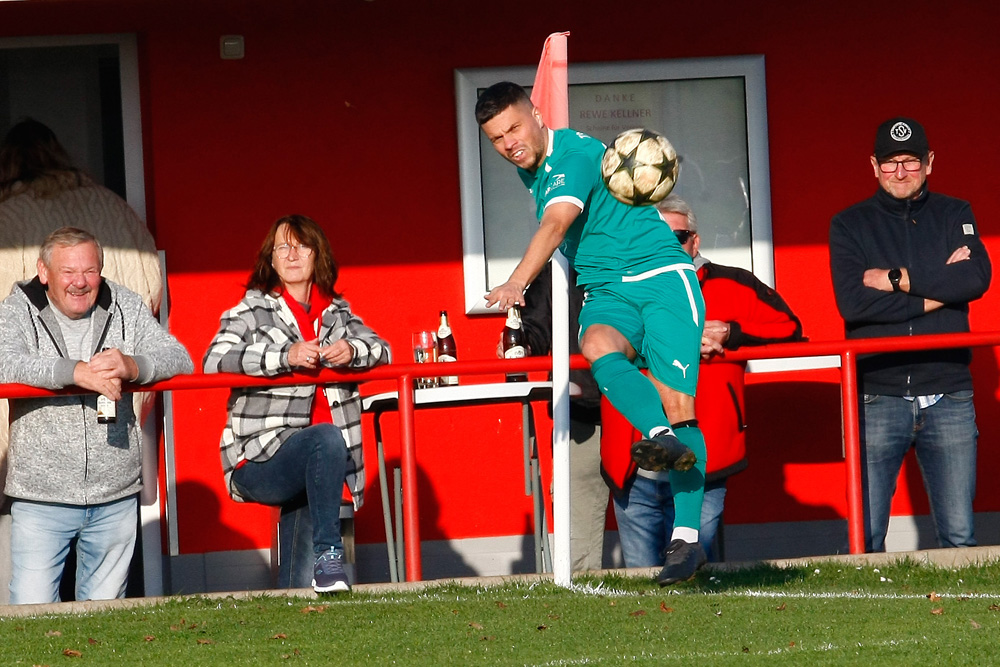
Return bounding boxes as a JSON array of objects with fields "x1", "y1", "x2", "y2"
[{"x1": 568, "y1": 419, "x2": 607, "y2": 571}]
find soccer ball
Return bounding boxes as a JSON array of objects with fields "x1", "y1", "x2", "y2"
[{"x1": 601, "y1": 128, "x2": 679, "y2": 206}]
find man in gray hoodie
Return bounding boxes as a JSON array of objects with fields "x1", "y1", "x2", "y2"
[{"x1": 0, "y1": 227, "x2": 192, "y2": 604}]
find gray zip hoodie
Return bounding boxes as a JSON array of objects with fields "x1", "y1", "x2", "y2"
[{"x1": 0, "y1": 277, "x2": 193, "y2": 505}]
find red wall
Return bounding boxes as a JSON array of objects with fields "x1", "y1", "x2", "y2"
[{"x1": 3, "y1": 0, "x2": 1000, "y2": 554}]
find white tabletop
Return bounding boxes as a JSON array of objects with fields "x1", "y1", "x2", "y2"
[
  {"x1": 362, "y1": 381, "x2": 581, "y2": 411},
  {"x1": 746, "y1": 355, "x2": 841, "y2": 374}
]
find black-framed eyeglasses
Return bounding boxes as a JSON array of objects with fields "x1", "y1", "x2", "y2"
[
  {"x1": 674, "y1": 230, "x2": 696, "y2": 244},
  {"x1": 878, "y1": 158, "x2": 924, "y2": 173}
]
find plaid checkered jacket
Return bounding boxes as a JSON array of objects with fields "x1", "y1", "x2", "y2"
[{"x1": 203, "y1": 289, "x2": 390, "y2": 509}]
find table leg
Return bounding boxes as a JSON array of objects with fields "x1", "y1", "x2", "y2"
[
  {"x1": 394, "y1": 467, "x2": 405, "y2": 577},
  {"x1": 539, "y1": 480, "x2": 552, "y2": 574},
  {"x1": 522, "y1": 403, "x2": 532, "y2": 496},
  {"x1": 374, "y1": 410, "x2": 399, "y2": 583},
  {"x1": 530, "y1": 457, "x2": 544, "y2": 573},
  {"x1": 522, "y1": 401, "x2": 543, "y2": 572},
  {"x1": 524, "y1": 401, "x2": 552, "y2": 574}
]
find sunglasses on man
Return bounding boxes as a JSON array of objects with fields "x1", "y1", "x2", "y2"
[{"x1": 674, "y1": 229, "x2": 696, "y2": 244}]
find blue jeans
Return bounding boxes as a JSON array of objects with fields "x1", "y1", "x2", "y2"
[
  {"x1": 10, "y1": 495, "x2": 137, "y2": 605},
  {"x1": 861, "y1": 391, "x2": 978, "y2": 552},
  {"x1": 613, "y1": 474, "x2": 727, "y2": 567},
  {"x1": 231, "y1": 423, "x2": 349, "y2": 588}
]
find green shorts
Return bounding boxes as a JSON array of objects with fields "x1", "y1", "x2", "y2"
[{"x1": 578, "y1": 268, "x2": 705, "y2": 396}]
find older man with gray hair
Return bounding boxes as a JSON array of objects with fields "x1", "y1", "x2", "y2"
[{"x1": 0, "y1": 227, "x2": 191, "y2": 604}]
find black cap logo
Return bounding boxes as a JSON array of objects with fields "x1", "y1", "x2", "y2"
[
  {"x1": 889, "y1": 122, "x2": 913, "y2": 143},
  {"x1": 874, "y1": 117, "x2": 928, "y2": 160}
]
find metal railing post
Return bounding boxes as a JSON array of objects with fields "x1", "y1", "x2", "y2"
[
  {"x1": 396, "y1": 373, "x2": 422, "y2": 581},
  {"x1": 840, "y1": 348, "x2": 865, "y2": 554}
]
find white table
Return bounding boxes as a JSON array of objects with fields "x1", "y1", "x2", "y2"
[{"x1": 362, "y1": 381, "x2": 579, "y2": 582}]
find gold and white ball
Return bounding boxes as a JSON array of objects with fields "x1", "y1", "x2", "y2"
[{"x1": 601, "y1": 128, "x2": 679, "y2": 206}]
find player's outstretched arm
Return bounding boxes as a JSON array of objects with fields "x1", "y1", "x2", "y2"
[{"x1": 484, "y1": 202, "x2": 580, "y2": 310}]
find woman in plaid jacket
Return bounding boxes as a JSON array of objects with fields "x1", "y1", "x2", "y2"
[{"x1": 204, "y1": 214, "x2": 390, "y2": 593}]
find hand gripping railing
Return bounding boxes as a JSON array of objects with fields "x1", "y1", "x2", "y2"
[{"x1": 1, "y1": 331, "x2": 996, "y2": 579}]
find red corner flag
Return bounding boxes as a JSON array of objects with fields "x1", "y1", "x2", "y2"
[{"x1": 530, "y1": 31, "x2": 570, "y2": 130}]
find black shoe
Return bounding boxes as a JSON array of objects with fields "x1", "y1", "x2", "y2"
[
  {"x1": 312, "y1": 548, "x2": 351, "y2": 593},
  {"x1": 630, "y1": 431, "x2": 696, "y2": 472},
  {"x1": 658, "y1": 539, "x2": 707, "y2": 586}
]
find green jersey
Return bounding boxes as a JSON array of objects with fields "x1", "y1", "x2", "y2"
[{"x1": 518, "y1": 128, "x2": 691, "y2": 286}]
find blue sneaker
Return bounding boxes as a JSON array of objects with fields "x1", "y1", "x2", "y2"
[{"x1": 312, "y1": 548, "x2": 350, "y2": 593}]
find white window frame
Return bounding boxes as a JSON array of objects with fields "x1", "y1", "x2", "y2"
[{"x1": 454, "y1": 55, "x2": 772, "y2": 315}]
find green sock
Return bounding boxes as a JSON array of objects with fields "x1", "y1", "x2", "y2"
[
  {"x1": 590, "y1": 352, "x2": 669, "y2": 438},
  {"x1": 669, "y1": 424, "x2": 706, "y2": 530}
]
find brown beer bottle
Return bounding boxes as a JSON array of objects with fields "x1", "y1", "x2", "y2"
[
  {"x1": 436, "y1": 310, "x2": 459, "y2": 386},
  {"x1": 97, "y1": 393, "x2": 117, "y2": 423},
  {"x1": 502, "y1": 306, "x2": 528, "y2": 382},
  {"x1": 96, "y1": 348, "x2": 117, "y2": 423}
]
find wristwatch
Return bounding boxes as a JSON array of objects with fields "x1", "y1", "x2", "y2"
[{"x1": 888, "y1": 268, "x2": 902, "y2": 292}]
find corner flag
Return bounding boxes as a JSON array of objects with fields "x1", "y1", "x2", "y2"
[
  {"x1": 530, "y1": 31, "x2": 570, "y2": 130},
  {"x1": 530, "y1": 31, "x2": 573, "y2": 587}
]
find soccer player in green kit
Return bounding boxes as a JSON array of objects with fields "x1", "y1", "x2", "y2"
[{"x1": 476, "y1": 81, "x2": 708, "y2": 584}]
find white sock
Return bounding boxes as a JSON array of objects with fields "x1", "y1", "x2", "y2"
[
  {"x1": 671, "y1": 526, "x2": 699, "y2": 544},
  {"x1": 647, "y1": 426, "x2": 674, "y2": 439}
]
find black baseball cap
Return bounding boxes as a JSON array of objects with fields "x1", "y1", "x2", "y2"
[{"x1": 874, "y1": 117, "x2": 929, "y2": 161}]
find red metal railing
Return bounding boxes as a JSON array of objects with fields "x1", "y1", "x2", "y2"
[
  {"x1": 0, "y1": 355, "x2": 586, "y2": 583},
  {"x1": 717, "y1": 330, "x2": 1000, "y2": 555},
  {"x1": 1, "y1": 331, "x2": 997, "y2": 580}
]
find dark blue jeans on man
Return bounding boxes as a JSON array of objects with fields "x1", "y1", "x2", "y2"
[
  {"x1": 861, "y1": 391, "x2": 978, "y2": 552},
  {"x1": 231, "y1": 423, "x2": 349, "y2": 587}
]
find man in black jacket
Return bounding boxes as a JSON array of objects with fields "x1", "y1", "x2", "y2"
[{"x1": 830, "y1": 117, "x2": 991, "y2": 552}]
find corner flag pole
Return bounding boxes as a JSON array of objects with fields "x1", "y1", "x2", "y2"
[{"x1": 530, "y1": 31, "x2": 572, "y2": 587}]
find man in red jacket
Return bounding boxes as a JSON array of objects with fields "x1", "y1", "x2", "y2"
[{"x1": 604, "y1": 194, "x2": 805, "y2": 565}]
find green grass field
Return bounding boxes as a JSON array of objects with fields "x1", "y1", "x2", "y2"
[{"x1": 3, "y1": 558, "x2": 1000, "y2": 665}]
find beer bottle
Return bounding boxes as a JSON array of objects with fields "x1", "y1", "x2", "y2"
[
  {"x1": 502, "y1": 306, "x2": 528, "y2": 382},
  {"x1": 436, "y1": 310, "x2": 459, "y2": 386},
  {"x1": 96, "y1": 348, "x2": 117, "y2": 424}
]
